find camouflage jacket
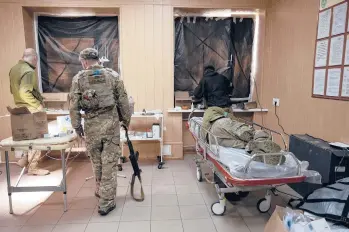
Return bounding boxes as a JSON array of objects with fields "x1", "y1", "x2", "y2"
[{"x1": 69, "y1": 64, "x2": 131, "y2": 129}]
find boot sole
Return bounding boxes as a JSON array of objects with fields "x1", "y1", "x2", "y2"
[{"x1": 98, "y1": 205, "x2": 116, "y2": 216}]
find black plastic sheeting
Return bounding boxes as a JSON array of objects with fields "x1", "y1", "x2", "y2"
[
  {"x1": 38, "y1": 16, "x2": 119, "y2": 93},
  {"x1": 174, "y1": 17, "x2": 254, "y2": 98}
]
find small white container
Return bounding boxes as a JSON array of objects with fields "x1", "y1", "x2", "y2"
[{"x1": 152, "y1": 124, "x2": 161, "y2": 139}]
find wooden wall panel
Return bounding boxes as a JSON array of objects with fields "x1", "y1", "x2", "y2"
[
  {"x1": 153, "y1": 5, "x2": 164, "y2": 111},
  {"x1": 144, "y1": 5, "x2": 155, "y2": 110},
  {"x1": 0, "y1": 0, "x2": 267, "y2": 8},
  {"x1": 0, "y1": 4, "x2": 26, "y2": 116},
  {"x1": 22, "y1": 8, "x2": 35, "y2": 48},
  {"x1": 256, "y1": 0, "x2": 349, "y2": 144}
]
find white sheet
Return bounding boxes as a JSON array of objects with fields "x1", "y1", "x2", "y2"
[{"x1": 189, "y1": 117, "x2": 301, "y2": 179}]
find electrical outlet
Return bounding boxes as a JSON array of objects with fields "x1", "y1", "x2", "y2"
[
  {"x1": 163, "y1": 145, "x2": 172, "y2": 156},
  {"x1": 273, "y1": 98, "x2": 280, "y2": 106}
]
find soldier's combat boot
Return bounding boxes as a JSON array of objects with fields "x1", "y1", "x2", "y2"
[
  {"x1": 28, "y1": 168, "x2": 50, "y2": 176},
  {"x1": 27, "y1": 151, "x2": 50, "y2": 176},
  {"x1": 98, "y1": 204, "x2": 116, "y2": 216},
  {"x1": 17, "y1": 154, "x2": 29, "y2": 168}
]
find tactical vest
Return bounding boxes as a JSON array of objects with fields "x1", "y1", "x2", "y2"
[{"x1": 78, "y1": 66, "x2": 117, "y2": 115}]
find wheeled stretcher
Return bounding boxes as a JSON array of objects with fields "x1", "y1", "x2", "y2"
[{"x1": 187, "y1": 113, "x2": 320, "y2": 216}]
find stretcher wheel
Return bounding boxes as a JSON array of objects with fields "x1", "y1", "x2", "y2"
[
  {"x1": 211, "y1": 202, "x2": 226, "y2": 216},
  {"x1": 121, "y1": 157, "x2": 127, "y2": 163},
  {"x1": 238, "y1": 191, "x2": 250, "y2": 198},
  {"x1": 158, "y1": 162, "x2": 164, "y2": 169},
  {"x1": 196, "y1": 167, "x2": 203, "y2": 182},
  {"x1": 118, "y1": 164, "x2": 123, "y2": 171},
  {"x1": 257, "y1": 198, "x2": 271, "y2": 213}
]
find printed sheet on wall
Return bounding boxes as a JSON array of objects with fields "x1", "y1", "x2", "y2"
[
  {"x1": 37, "y1": 16, "x2": 119, "y2": 93},
  {"x1": 313, "y1": 0, "x2": 349, "y2": 100}
]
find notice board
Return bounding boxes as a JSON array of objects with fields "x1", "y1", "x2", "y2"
[{"x1": 313, "y1": 0, "x2": 349, "y2": 100}]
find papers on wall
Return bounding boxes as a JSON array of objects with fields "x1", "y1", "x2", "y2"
[
  {"x1": 313, "y1": 69, "x2": 326, "y2": 95},
  {"x1": 320, "y1": 0, "x2": 347, "y2": 10},
  {"x1": 332, "y1": 2, "x2": 348, "y2": 36},
  {"x1": 318, "y1": 9, "x2": 332, "y2": 39},
  {"x1": 315, "y1": 40, "x2": 329, "y2": 67},
  {"x1": 314, "y1": 0, "x2": 349, "y2": 100},
  {"x1": 345, "y1": 36, "x2": 349, "y2": 64},
  {"x1": 326, "y1": 68, "x2": 342, "y2": 96},
  {"x1": 329, "y1": 35, "x2": 344, "y2": 66},
  {"x1": 342, "y1": 67, "x2": 349, "y2": 96}
]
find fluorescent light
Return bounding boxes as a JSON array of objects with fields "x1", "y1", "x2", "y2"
[
  {"x1": 202, "y1": 10, "x2": 258, "y2": 17},
  {"x1": 203, "y1": 9, "x2": 232, "y2": 17}
]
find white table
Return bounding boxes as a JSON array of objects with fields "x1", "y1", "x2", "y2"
[{"x1": 0, "y1": 121, "x2": 77, "y2": 214}]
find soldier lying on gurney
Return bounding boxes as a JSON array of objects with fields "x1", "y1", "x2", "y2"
[{"x1": 201, "y1": 107, "x2": 284, "y2": 165}]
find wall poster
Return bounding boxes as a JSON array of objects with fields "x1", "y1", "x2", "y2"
[{"x1": 313, "y1": 0, "x2": 349, "y2": 101}]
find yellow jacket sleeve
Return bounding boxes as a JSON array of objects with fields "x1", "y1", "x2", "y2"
[
  {"x1": 19, "y1": 72, "x2": 41, "y2": 109},
  {"x1": 114, "y1": 80, "x2": 131, "y2": 127},
  {"x1": 69, "y1": 75, "x2": 82, "y2": 129}
]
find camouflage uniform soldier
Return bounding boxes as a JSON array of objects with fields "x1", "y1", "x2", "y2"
[{"x1": 69, "y1": 48, "x2": 131, "y2": 215}]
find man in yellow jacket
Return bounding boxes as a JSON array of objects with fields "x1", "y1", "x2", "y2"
[{"x1": 9, "y1": 48, "x2": 49, "y2": 175}]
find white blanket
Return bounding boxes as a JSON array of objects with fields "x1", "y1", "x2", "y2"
[{"x1": 190, "y1": 117, "x2": 302, "y2": 179}]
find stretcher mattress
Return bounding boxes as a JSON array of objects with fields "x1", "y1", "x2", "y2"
[{"x1": 190, "y1": 117, "x2": 301, "y2": 179}]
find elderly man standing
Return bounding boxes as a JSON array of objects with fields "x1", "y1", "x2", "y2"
[
  {"x1": 69, "y1": 48, "x2": 131, "y2": 215},
  {"x1": 9, "y1": 48, "x2": 49, "y2": 176}
]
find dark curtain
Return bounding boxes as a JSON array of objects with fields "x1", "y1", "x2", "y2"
[
  {"x1": 38, "y1": 16, "x2": 119, "y2": 93},
  {"x1": 174, "y1": 17, "x2": 254, "y2": 98}
]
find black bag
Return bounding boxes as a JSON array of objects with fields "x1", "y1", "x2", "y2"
[{"x1": 289, "y1": 178, "x2": 349, "y2": 227}]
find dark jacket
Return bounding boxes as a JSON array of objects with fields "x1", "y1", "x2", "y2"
[{"x1": 193, "y1": 70, "x2": 232, "y2": 107}]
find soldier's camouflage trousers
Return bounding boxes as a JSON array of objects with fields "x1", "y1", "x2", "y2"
[
  {"x1": 210, "y1": 118, "x2": 254, "y2": 149},
  {"x1": 86, "y1": 134, "x2": 121, "y2": 210},
  {"x1": 84, "y1": 110, "x2": 121, "y2": 210}
]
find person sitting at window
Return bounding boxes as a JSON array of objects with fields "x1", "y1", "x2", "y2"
[{"x1": 193, "y1": 65, "x2": 233, "y2": 108}]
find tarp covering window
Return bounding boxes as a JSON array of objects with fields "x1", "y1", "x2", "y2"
[
  {"x1": 37, "y1": 16, "x2": 119, "y2": 93},
  {"x1": 174, "y1": 17, "x2": 254, "y2": 98}
]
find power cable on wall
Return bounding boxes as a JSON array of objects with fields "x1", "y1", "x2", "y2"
[{"x1": 274, "y1": 104, "x2": 290, "y2": 137}]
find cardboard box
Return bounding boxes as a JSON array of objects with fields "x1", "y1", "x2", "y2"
[
  {"x1": 7, "y1": 107, "x2": 48, "y2": 141},
  {"x1": 265, "y1": 206, "x2": 303, "y2": 232},
  {"x1": 265, "y1": 206, "x2": 288, "y2": 232},
  {"x1": 244, "y1": 101, "x2": 258, "y2": 109}
]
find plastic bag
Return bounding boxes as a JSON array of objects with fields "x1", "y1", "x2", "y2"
[{"x1": 284, "y1": 207, "x2": 312, "y2": 232}]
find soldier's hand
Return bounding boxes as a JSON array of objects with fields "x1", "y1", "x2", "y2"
[
  {"x1": 75, "y1": 125, "x2": 85, "y2": 138},
  {"x1": 120, "y1": 121, "x2": 128, "y2": 130}
]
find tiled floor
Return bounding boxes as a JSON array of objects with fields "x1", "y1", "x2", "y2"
[{"x1": 0, "y1": 154, "x2": 290, "y2": 232}]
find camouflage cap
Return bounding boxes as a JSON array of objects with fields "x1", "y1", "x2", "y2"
[{"x1": 79, "y1": 48, "x2": 99, "y2": 60}]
